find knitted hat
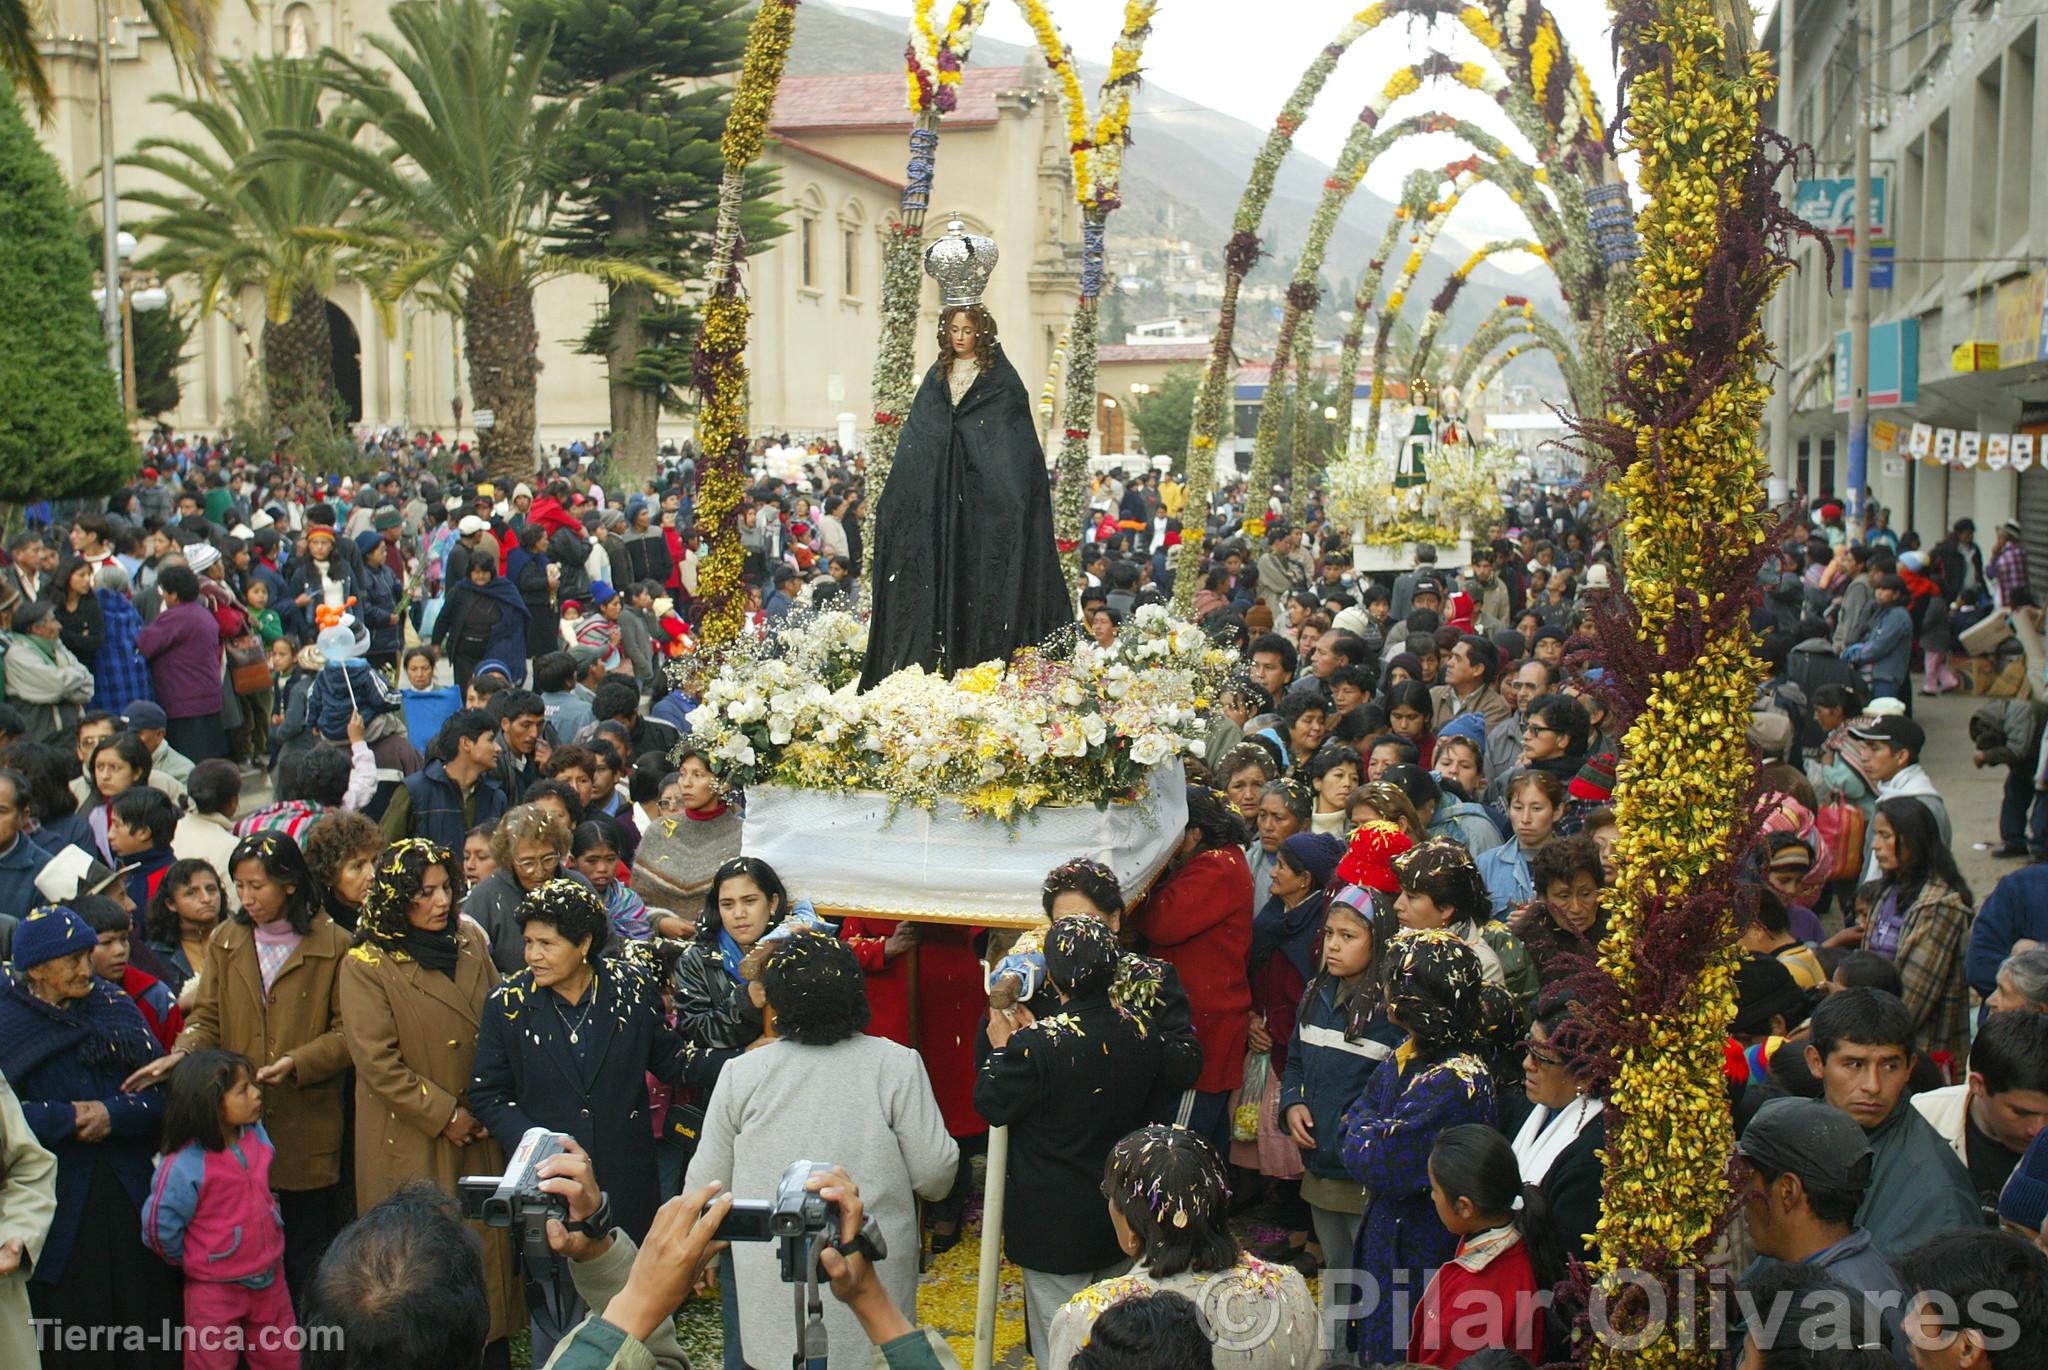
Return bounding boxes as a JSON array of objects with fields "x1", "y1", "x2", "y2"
[
  {"x1": 185, "y1": 542, "x2": 221, "y2": 574},
  {"x1": 1279, "y1": 831, "x2": 1344, "y2": 892},
  {"x1": 373, "y1": 510, "x2": 404, "y2": 531},
  {"x1": 306, "y1": 525, "x2": 336, "y2": 545},
  {"x1": 1336, "y1": 820, "x2": 1413, "y2": 893},
  {"x1": 590, "y1": 581, "x2": 618, "y2": 606},
  {"x1": 1999, "y1": 1128, "x2": 2048, "y2": 1233},
  {"x1": 1569, "y1": 753, "x2": 1617, "y2": 803},
  {"x1": 1436, "y1": 711, "x2": 1488, "y2": 752},
  {"x1": 10, "y1": 905, "x2": 95, "y2": 971},
  {"x1": 355, "y1": 530, "x2": 383, "y2": 557}
]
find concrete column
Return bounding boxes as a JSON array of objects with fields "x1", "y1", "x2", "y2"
[
  {"x1": 1914, "y1": 463, "x2": 1949, "y2": 540},
  {"x1": 1977, "y1": 465, "x2": 2018, "y2": 532}
]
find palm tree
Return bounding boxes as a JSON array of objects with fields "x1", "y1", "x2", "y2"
[
  {"x1": 121, "y1": 55, "x2": 401, "y2": 428},
  {"x1": 4, "y1": 0, "x2": 220, "y2": 123},
  {"x1": 270, "y1": 0, "x2": 682, "y2": 481}
]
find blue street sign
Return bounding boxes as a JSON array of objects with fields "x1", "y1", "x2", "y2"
[
  {"x1": 1834, "y1": 318, "x2": 1920, "y2": 412},
  {"x1": 1841, "y1": 244, "x2": 1895, "y2": 290}
]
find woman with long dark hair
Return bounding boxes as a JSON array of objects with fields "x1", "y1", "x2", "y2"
[
  {"x1": 51, "y1": 555, "x2": 104, "y2": 673},
  {"x1": 1383, "y1": 679, "x2": 1437, "y2": 769},
  {"x1": 673, "y1": 856, "x2": 822, "y2": 1094},
  {"x1": 1863, "y1": 796, "x2": 1975, "y2": 1067},
  {"x1": 1126, "y1": 786, "x2": 1256, "y2": 1148},
  {"x1": 121, "y1": 831, "x2": 352, "y2": 1303},
  {"x1": 1047, "y1": 1126, "x2": 1321, "y2": 1370},
  {"x1": 145, "y1": 857, "x2": 225, "y2": 1000},
  {"x1": 1408, "y1": 1124, "x2": 1566, "y2": 1365},
  {"x1": 1340, "y1": 928, "x2": 1498, "y2": 1362}
]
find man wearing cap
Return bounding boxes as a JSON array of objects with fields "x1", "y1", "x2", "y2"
[
  {"x1": 1850, "y1": 716, "x2": 1951, "y2": 880},
  {"x1": 1804, "y1": 989, "x2": 1981, "y2": 1262},
  {"x1": 1391, "y1": 544, "x2": 1439, "y2": 621},
  {"x1": 446, "y1": 512, "x2": 502, "y2": 586},
  {"x1": 1382, "y1": 577, "x2": 1444, "y2": 656},
  {"x1": 122, "y1": 701, "x2": 194, "y2": 785},
  {"x1": 761, "y1": 567, "x2": 801, "y2": 622},
  {"x1": 1737, "y1": 1096, "x2": 1912, "y2": 1361},
  {"x1": 1844, "y1": 573, "x2": 1913, "y2": 702},
  {"x1": 1911, "y1": 1010, "x2": 2048, "y2": 1221},
  {"x1": 1990, "y1": 519, "x2": 2031, "y2": 610},
  {"x1": 373, "y1": 508, "x2": 409, "y2": 583}
]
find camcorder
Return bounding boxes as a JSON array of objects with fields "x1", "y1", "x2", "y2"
[
  {"x1": 458, "y1": 1127, "x2": 573, "y2": 1271},
  {"x1": 717, "y1": 1158, "x2": 887, "y2": 1283}
]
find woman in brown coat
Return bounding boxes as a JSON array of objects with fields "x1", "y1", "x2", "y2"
[
  {"x1": 339, "y1": 838, "x2": 522, "y2": 1348},
  {"x1": 124, "y1": 830, "x2": 352, "y2": 1303}
]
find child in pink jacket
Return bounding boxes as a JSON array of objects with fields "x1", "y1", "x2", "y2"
[{"x1": 142, "y1": 1049, "x2": 298, "y2": 1369}]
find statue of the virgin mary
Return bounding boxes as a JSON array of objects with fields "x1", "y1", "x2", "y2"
[{"x1": 858, "y1": 219, "x2": 1073, "y2": 691}]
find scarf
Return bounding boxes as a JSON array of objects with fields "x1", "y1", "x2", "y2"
[
  {"x1": 716, "y1": 898, "x2": 831, "y2": 981},
  {"x1": 1251, "y1": 889, "x2": 1328, "y2": 982},
  {"x1": 397, "y1": 922, "x2": 461, "y2": 975},
  {"x1": 0, "y1": 970, "x2": 162, "y2": 1085},
  {"x1": 1510, "y1": 1092, "x2": 1599, "y2": 1185}
]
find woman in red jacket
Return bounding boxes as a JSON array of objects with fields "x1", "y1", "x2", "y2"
[{"x1": 1127, "y1": 784, "x2": 1255, "y2": 1151}]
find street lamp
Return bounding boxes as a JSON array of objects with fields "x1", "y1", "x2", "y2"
[{"x1": 93, "y1": 257, "x2": 169, "y2": 413}]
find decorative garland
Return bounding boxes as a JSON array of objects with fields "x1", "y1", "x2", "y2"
[
  {"x1": 1562, "y1": 0, "x2": 1814, "y2": 1357},
  {"x1": 864, "y1": 2, "x2": 996, "y2": 599},
  {"x1": 1175, "y1": 6, "x2": 1382, "y2": 615},
  {"x1": 1445, "y1": 303, "x2": 1582, "y2": 403},
  {"x1": 1011, "y1": 0, "x2": 1159, "y2": 566},
  {"x1": 1039, "y1": 317, "x2": 1073, "y2": 442},
  {"x1": 1406, "y1": 237, "x2": 1544, "y2": 383},
  {"x1": 691, "y1": 0, "x2": 799, "y2": 650}
]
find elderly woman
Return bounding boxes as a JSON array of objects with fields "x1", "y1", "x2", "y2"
[
  {"x1": 1248, "y1": 776, "x2": 1310, "y2": 911},
  {"x1": 4, "y1": 600, "x2": 94, "y2": 747},
  {"x1": 90, "y1": 561, "x2": 156, "y2": 714},
  {"x1": 469, "y1": 878, "x2": 690, "y2": 1364},
  {"x1": 1340, "y1": 928, "x2": 1498, "y2": 1363},
  {"x1": 123, "y1": 831, "x2": 353, "y2": 1301},
  {"x1": 688, "y1": 927, "x2": 957, "y2": 1370},
  {"x1": 1509, "y1": 833, "x2": 1608, "y2": 987},
  {"x1": 305, "y1": 809, "x2": 383, "y2": 934},
  {"x1": 1048, "y1": 1127, "x2": 1320, "y2": 1370},
  {"x1": 464, "y1": 802, "x2": 574, "y2": 973},
  {"x1": 1511, "y1": 990, "x2": 1607, "y2": 1266},
  {"x1": 0, "y1": 906, "x2": 179, "y2": 1369},
  {"x1": 340, "y1": 838, "x2": 521, "y2": 1354}
]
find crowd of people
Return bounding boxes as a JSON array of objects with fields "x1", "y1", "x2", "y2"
[{"x1": 0, "y1": 438, "x2": 2045, "y2": 1370}]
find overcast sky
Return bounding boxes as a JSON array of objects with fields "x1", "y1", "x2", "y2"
[{"x1": 840, "y1": 0, "x2": 1627, "y2": 262}]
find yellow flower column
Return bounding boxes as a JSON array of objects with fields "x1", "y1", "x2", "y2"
[
  {"x1": 1579, "y1": 0, "x2": 1808, "y2": 1363},
  {"x1": 691, "y1": 0, "x2": 799, "y2": 649}
]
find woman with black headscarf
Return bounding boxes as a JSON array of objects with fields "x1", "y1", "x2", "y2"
[
  {"x1": 339, "y1": 837, "x2": 521, "y2": 1352},
  {"x1": 1339, "y1": 927, "x2": 1497, "y2": 1362}
]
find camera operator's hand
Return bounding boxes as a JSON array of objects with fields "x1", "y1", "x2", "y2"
[
  {"x1": 603, "y1": 1183, "x2": 733, "y2": 1344},
  {"x1": 539, "y1": 1137, "x2": 611, "y2": 1262},
  {"x1": 811, "y1": 1168, "x2": 913, "y2": 1346}
]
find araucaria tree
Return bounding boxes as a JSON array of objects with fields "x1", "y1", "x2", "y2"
[
  {"x1": 510, "y1": 0, "x2": 783, "y2": 486},
  {"x1": 0, "y1": 93, "x2": 134, "y2": 499},
  {"x1": 276, "y1": 0, "x2": 683, "y2": 483}
]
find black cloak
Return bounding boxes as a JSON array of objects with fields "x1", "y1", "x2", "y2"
[{"x1": 859, "y1": 347, "x2": 1072, "y2": 690}]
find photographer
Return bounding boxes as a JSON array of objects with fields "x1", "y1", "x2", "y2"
[{"x1": 537, "y1": 1144, "x2": 959, "y2": 1370}]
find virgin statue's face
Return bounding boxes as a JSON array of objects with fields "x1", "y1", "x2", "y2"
[{"x1": 948, "y1": 312, "x2": 978, "y2": 359}]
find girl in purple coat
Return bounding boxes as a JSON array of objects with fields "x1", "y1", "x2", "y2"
[
  {"x1": 1339, "y1": 927, "x2": 1498, "y2": 1363},
  {"x1": 142, "y1": 1049, "x2": 299, "y2": 1370}
]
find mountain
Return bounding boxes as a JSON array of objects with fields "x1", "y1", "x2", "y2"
[{"x1": 787, "y1": 2, "x2": 1568, "y2": 386}]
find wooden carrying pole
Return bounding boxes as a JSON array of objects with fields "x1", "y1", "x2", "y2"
[{"x1": 971, "y1": 1124, "x2": 1008, "y2": 1370}]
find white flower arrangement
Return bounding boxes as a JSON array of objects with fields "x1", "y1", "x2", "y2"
[{"x1": 686, "y1": 605, "x2": 1233, "y2": 821}]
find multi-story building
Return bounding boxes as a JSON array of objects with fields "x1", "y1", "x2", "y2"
[
  {"x1": 1764, "y1": 0, "x2": 2048, "y2": 570},
  {"x1": 28, "y1": 3, "x2": 1081, "y2": 446}
]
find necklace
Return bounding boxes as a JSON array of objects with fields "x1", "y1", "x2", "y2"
[{"x1": 555, "y1": 977, "x2": 598, "y2": 1044}]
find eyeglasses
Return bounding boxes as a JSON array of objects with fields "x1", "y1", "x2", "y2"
[
  {"x1": 1519, "y1": 1037, "x2": 1567, "y2": 1067},
  {"x1": 1525, "y1": 723, "x2": 1563, "y2": 738},
  {"x1": 513, "y1": 855, "x2": 558, "y2": 875}
]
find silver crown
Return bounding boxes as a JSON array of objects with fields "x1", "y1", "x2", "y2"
[{"x1": 923, "y1": 217, "x2": 999, "y2": 308}]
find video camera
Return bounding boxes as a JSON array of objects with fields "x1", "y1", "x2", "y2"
[
  {"x1": 716, "y1": 1158, "x2": 887, "y2": 1283},
  {"x1": 458, "y1": 1127, "x2": 572, "y2": 1271}
]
